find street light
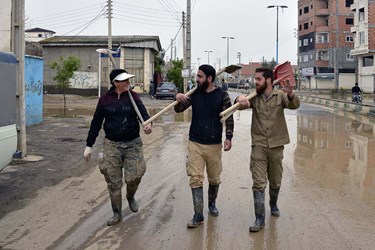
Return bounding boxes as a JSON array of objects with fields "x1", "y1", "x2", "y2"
[
  {"x1": 197, "y1": 57, "x2": 201, "y2": 66},
  {"x1": 267, "y1": 5, "x2": 288, "y2": 64},
  {"x1": 222, "y1": 36, "x2": 235, "y2": 66},
  {"x1": 204, "y1": 50, "x2": 213, "y2": 64}
]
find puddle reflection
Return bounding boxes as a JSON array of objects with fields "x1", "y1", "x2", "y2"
[{"x1": 294, "y1": 112, "x2": 375, "y2": 196}]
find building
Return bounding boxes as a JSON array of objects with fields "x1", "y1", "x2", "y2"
[
  {"x1": 25, "y1": 27, "x2": 55, "y2": 42},
  {"x1": 39, "y1": 35, "x2": 162, "y2": 95},
  {"x1": 298, "y1": 0, "x2": 357, "y2": 90},
  {"x1": 350, "y1": 0, "x2": 375, "y2": 93}
]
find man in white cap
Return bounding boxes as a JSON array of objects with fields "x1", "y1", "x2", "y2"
[{"x1": 84, "y1": 69, "x2": 152, "y2": 226}]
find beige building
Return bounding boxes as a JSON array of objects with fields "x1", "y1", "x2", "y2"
[
  {"x1": 40, "y1": 35, "x2": 162, "y2": 95},
  {"x1": 25, "y1": 27, "x2": 55, "y2": 42},
  {"x1": 350, "y1": 0, "x2": 375, "y2": 93}
]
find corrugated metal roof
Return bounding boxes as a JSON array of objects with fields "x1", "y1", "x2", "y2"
[{"x1": 39, "y1": 35, "x2": 162, "y2": 51}]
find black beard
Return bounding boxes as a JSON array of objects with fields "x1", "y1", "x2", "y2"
[
  {"x1": 197, "y1": 80, "x2": 209, "y2": 92},
  {"x1": 256, "y1": 83, "x2": 267, "y2": 94}
]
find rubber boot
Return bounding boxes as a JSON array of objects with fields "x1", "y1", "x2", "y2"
[
  {"x1": 187, "y1": 187, "x2": 204, "y2": 228},
  {"x1": 208, "y1": 184, "x2": 219, "y2": 216},
  {"x1": 249, "y1": 191, "x2": 265, "y2": 233},
  {"x1": 269, "y1": 188, "x2": 280, "y2": 217},
  {"x1": 126, "y1": 179, "x2": 140, "y2": 213},
  {"x1": 107, "y1": 192, "x2": 122, "y2": 226}
]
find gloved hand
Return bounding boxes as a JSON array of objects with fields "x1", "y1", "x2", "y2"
[{"x1": 83, "y1": 146, "x2": 93, "y2": 161}]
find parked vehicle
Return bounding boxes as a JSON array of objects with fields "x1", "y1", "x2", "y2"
[
  {"x1": 238, "y1": 80, "x2": 250, "y2": 89},
  {"x1": 155, "y1": 82, "x2": 178, "y2": 99},
  {"x1": 0, "y1": 51, "x2": 18, "y2": 171}
]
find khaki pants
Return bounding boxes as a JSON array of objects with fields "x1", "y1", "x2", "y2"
[
  {"x1": 99, "y1": 137, "x2": 146, "y2": 195},
  {"x1": 250, "y1": 145, "x2": 284, "y2": 191},
  {"x1": 187, "y1": 141, "x2": 222, "y2": 188}
]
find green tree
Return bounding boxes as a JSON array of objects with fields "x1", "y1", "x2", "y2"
[
  {"x1": 166, "y1": 59, "x2": 183, "y2": 92},
  {"x1": 50, "y1": 56, "x2": 81, "y2": 116},
  {"x1": 261, "y1": 58, "x2": 277, "y2": 69}
]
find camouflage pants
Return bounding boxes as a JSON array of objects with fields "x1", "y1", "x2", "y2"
[
  {"x1": 250, "y1": 145, "x2": 284, "y2": 192},
  {"x1": 99, "y1": 137, "x2": 146, "y2": 195}
]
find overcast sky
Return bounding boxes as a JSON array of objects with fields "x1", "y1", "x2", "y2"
[{"x1": 25, "y1": 0, "x2": 297, "y2": 69}]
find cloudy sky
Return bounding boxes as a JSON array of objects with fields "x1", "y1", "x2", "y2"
[{"x1": 26, "y1": 0, "x2": 297, "y2": 69}]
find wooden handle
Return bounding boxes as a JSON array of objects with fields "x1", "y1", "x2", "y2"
[
  {"x1": 219, "y1": 79, "x2": 280, "y2": 117},
  {"x1": 142, "y1": 87, "x2": 197, "y2": 126}
]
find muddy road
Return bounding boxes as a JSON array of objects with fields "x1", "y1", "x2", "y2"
[{"x1": 0, "y1": 94, "x2": 375, "y2": 249}]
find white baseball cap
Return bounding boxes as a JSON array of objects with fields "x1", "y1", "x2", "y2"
[{"x1": 112, "y1": 72, "x2": 135, "y2": 82}]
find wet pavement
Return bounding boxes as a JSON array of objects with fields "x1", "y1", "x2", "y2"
[{"x1": 0, "y1": 94, "x2": 375, "y2": 249}]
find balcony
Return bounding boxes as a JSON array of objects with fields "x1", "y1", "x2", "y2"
[
  {"x1": 316, "y1": 8, "x2": 329, "y2": 16},
  {"x1": 350, "y1": 2, "x2": 358, "y2": 11},
  {"x1": 351, "y1": 26, "x2": 358, "y2": 33}
]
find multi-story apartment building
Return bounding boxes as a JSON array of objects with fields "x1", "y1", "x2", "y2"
[
  {"x1": 298, "y1": 0, "x2": 357, "y2": 90},
  {"x1": 350, "y1": 0, "x2": 375, "y2": 93}
]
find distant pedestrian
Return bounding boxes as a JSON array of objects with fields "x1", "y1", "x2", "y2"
[
  {"x1": 174, "y1": 64, "x2": 234, "y2": 228},
  {"x1": 351, "y1": 83, "x2": 362, "y2": 103},
  {"x1": 221, "y1": 78, "x2": 228, "y2": 91},
  {"x1": 83, "y1": 69, "x2": 152, "y2": 226},
  {"x1": 236, "y1": 67, "x2": 300, "y2": 233}
]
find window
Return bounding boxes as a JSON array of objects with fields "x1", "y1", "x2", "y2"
[
  {"x1": 304, "y1": 7, "x2": 309, "y2": 13},
  {"x1": 346, "y1": 53, "x2": 354, "y2": 61},
  {"x1": 38, "y1": 34, "x2": 42, "y2": 38},
  {"x1": 346, "y1": 0, "x2": 354, "y2": 7},
  {"x1": 310, "y1": 54, "x2": 313, "y2": 59},
  {"x1": 310, "y1": 38, "x2": 313, "y2": 42},
  {"x1": 346, "y1": 18, "x2": 354, "y2": 25},
  {"x1": 299, "y1": 24, "x2": 302, "y2": 31},
  {"x1": 303, "y1": 39, "x2": 309, "y2": 46},
  {"x1": 359, "y1": 31, "x2": 366, "y2": 44},
  {"x1": 315, "y1": 139, "x2": 328, "y2": 149},
  {"x1": 298, "y1": 40, "x2": 302, "y2": 47},
  {"x1": 359, "y1": 8, "x2": 365, "y2": 22},
  {"x1": 303, "y1": 55, "x2": 309, "y2": 62},
  {"x1": 299, "y1": 9, "x2": 302, "y2": 15},
  {"x1": 346, "y1": 36, "x2": 354, "y2": 42},
  {"x1": 299, "y1": 55, "x2": 302, "y2": 63},
  {"x1": 311, "y1": 5, "x2": 313, "y2": 9},
  {"x1": 310, "y1": 21, "x2": 313, "y2": 26},
  {"x1": 317, "y1": 33, "x2": 329, "y2": 43},
  {"x1": 363, "y1": 56, "x2": 374, "y2": 67},
  {"x1": 304, "y1": 23, "x2": 309, "y2": 30},
  {"x1": 316, "y1": 51, "x2": 329, "y2": 61}
]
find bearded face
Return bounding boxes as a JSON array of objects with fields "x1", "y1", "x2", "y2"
[
  {"x1": 255, "y1": 72, "x2": 267, "y2": 94},
  {"x1": 197, "y1": 79, "x2": 209, "y2": 91}
]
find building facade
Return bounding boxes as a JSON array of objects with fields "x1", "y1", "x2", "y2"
[
  {"x1": 25, "y1": 27, "x2": 55, "y2": 42},
  {"x1": 298, "y1": 0, "x2": 357, "y2": 90},
  {"x1": 40, "y1": 36, "x2": 162, "y2": 95},
  {"x1": 350, "y1": 0, "x2": 375, "y2": 93}
]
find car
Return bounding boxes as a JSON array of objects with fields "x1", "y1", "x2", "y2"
[{"x1": 155, "y1": 82, "x2": 178, "y2": 99}]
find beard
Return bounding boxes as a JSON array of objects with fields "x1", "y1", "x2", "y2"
[
  {"x1": 256, "y1": 82, "x2": 267, "y2": 94},
  {"x1": 197, "y1": 80, "x2": 209, "y2": 92}
]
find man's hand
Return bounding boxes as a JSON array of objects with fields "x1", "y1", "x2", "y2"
[
  {"x1": 281, "y1": 79, "x2": 294, "y2": 99},
  {"x1": 143, "y1": 123, "x2": 152, "y2": 134},
  {"x1": 175, "y1": 93, "x2": 189, "y2": 105},
  {"x1": 83, "y1": 146, "x2": 93, "y2": 162},
  {"x1": 224, "y1": 139, "x2": 232, "y2": 151},
  {"x1": 236, "y1": 95, "x2": 250, "y2": 109}
]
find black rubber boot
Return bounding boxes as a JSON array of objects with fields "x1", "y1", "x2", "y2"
[
  {"x1": 249, "y1": 191, "x2": 265, "y2": 233},
  {"x1": 107, "y1": 192, "x2": 122, "y2": 226},
  {"x1": 126, "y1": 179, "x2": 140, "y2": 213},
  {"x1": 187, "y1": 187, "x2": 204, "y2": 228},
  {"x1": 208, "y1": 184, "x2": 219, "y2": 216},
  {"x1": 269, "y1": 188, "x2": 280, "y2": 217}
]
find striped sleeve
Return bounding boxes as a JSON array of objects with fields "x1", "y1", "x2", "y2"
[{"x1": 222, "y1": 92, "x2": 234, "y2": 140}]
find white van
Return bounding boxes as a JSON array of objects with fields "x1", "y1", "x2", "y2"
[{"x1": 0, "y1": 51, "x2": 17, "y2": 171}]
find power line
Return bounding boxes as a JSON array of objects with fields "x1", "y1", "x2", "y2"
[
  {"x1": 31, "y1": 3, "x2": 104, "y2": 20},
  {"x1": 115, "y1": 12, "x2": 179, "y2": 25},
  {"x1": 116, "y1": 17, "x2": 179, "y2": 27},
  {"x1": 160, "y1": 0, "x2": 181, "y2": 13},
  {"x1": 114, "y1": 6, "x2": 180, "y2": 22},
  {"x1": 113, "y1": 1, "x2": 179, "y2": 14},
  {"x1": 156, "y1": 0, "x2": 181, "y2": 22}
]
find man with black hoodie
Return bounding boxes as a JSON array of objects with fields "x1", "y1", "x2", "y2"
[
  {"x1": 83, "y1": 69, "x2": 152, "y2": 226},
  {"x1": 174, "y1": 64, "x2": 234, "y2": 228}
]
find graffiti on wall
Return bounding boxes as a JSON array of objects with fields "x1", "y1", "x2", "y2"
[
  {"x1": 26, "y1": 80, "x2": 43, "y2": 96},
  {"x1": 69, "y1": 71, "x2": 98, "y2": 89}
]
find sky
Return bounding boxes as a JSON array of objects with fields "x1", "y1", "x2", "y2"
[{"x1": 25, "y1": 0, "x2": 298, "y2": 70}]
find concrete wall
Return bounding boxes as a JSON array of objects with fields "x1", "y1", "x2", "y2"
[
  {"x1": 25, "y1": 56, "x2": 44, "y2": 126},
  {"x1": 0, "y1": 0, "x2": 12, "y2": 52}
]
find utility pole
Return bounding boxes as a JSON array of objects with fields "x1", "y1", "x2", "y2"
[
  {"x1": 186, "y1": 0, "x2": 191, "y2": 85},
  {"x1": 12, "y1": 0, "x2": 26, "y2": 156},
  {"x1": 170, "y1": 39, "x2": 173, "y2": 61},
  {"x1": 294, "y1": 28, "x2": 301, "y2": 90},
  {"x1": 107, "y1": 0, "x2": 113, "y2": 77},
  {"x1": 217, "y1": 58, "x2": 221, "y2": 70},
  {"x1": 204, "y1": 50, "x2": 213, "y2": 64},
  {"x1": 237, "y1": 52, "x2": 241, "y2": 64},
  {"x1": 182, "y1": 11, "x2": 187, "y2": 92},
  {"x1": 334, "y1": 0, "x2": 339, "y2": 89},
  {"x1": 197, "y1": 57, "x2": 201, "y2": 66}
]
